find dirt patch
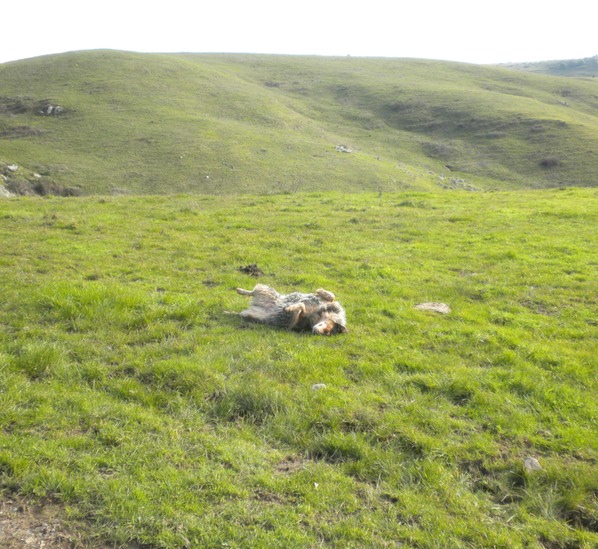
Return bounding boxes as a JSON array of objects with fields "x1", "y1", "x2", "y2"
[
  {"x1": 521, "y1": 299, "x2": 559, "y2": 316},
  {"x1": 0, "y1": 497, "x2": 113, "y2": 549},
  {"x1": 238, "y1": 263, "x2": 264, "y2": 277},
  {"x1": 0, "y1": 126, "x2": 46, "y2": 139},
  {"x1": 4, "y1": 178, "x2": 82, "y2": 197},
  {"x1": 275, "y1": 455, "x2": 308, "y2": 474},
  {"x1": 0, "y1": 97, "x2": 66, "y2": 117},
  {"x1": 0, "y1": 497, "x2": 72, "y2": 548}
]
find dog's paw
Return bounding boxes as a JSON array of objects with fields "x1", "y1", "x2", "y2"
[
  {"x1": 284, "y1": 303, "x2": 303, "y2": 312},
  {"x1": 316, "y1": 289, "x2": 335, "y2": 302}
]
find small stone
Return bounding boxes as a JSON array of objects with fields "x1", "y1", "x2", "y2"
[
  {"x1": 414, "y1": 302, "x2": 451, "y2": 314},
  {"x1": 524, "y1": 457, "x2": 542, "y2": 472},
  {"x1": 311, "y1": 383, "x2": 326, "y2": 391}
]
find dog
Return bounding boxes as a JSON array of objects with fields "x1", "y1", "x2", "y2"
[{"x1": 234, "y1": 284, "x2": 347, "y2": 335}]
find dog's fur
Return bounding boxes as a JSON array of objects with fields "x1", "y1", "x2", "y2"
[{"x1": 234, "y1": 284, "x2": 347, "y2": 335}]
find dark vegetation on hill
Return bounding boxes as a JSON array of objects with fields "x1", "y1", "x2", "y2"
[
  {"x1": 502, "y1": 56, "x2": 598, "y2": 78},
  {"x1": 1, "y1": 50, "x2": 597, "y2": 195}
]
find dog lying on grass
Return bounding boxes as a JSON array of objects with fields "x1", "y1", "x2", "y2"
[{"x1": 234, "y1": 284, "x2": 347, "y2": 335}]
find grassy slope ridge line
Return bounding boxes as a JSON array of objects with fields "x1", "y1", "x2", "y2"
[
  {"x1": 1, "y1": 189, "x2": 597, "y2": 547},
  {"x1": 502, "y1": 56, "x2": 598, "y2": 78},
  {"x1": 1, "y1": 50, "x2": 597, "y2": 195}
]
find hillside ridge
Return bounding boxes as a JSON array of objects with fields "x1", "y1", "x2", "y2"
[
  {"x1": 500, "y1": 55, "x2": 598, "y2": 77},
  {"x1": 1, "y1": 50, "x2": 597, "y2": 195}
]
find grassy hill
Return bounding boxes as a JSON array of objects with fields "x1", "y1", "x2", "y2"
[
  {"x1": 502, "y1": 56, "x2": 598, "y2": 78},
  {"x1": 1, "y1": 189, "x2": 597, "y2": 547},
  {"x1": 1, "y1": 50, "x2": 597, "y2": 195}
]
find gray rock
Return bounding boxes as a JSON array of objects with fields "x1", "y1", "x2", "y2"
[
  {"x1": 524, "y1": 457, "x2": 542, "y2": 472},
  {"x1": 414, "y1": 302, "x2": 451, "y2": 314}
]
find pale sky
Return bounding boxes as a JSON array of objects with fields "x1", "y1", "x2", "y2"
[{"x1": 1, "y1": 0, "x2": 596, "y2": 65}]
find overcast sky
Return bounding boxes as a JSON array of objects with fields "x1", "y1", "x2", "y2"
[{"x1": 1, "y1": 0, "x2": 596, "y2": 65}]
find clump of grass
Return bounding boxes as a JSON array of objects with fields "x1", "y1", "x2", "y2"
[
  {"x1": 539, "y1": 156, "x2": 562, "y2": 168},
  {"x1": 209, "y1": 374, "x2": 289, "y2": 424}
]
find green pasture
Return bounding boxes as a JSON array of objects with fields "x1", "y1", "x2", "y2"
[{"x1": 1, "y1": 189, "x2": 596, "y2": 547}]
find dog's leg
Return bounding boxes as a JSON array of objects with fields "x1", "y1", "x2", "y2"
[
  {"x1": 236, "y1": 288, "x2": 255, "y2": 296},
  {"x1": 316, "y1": 289, "x2": 336, "y2": 302},
  {"x1": 284, "y1": 302, "x2": 306, "y2": 330},
  {"x1": 237, "y1": 284, "x2": 275, "y2": 297}
]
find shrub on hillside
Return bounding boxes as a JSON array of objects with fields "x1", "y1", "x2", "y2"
[
  {"x1": 539, "y1": 156, "x2": 562, "y2": 168},
  {"x1": 6, "y1": 177, "x2": 81, "y2": 196},
  {"x1": 422, "y1": 141, "x2": 455, "y2": 160}
]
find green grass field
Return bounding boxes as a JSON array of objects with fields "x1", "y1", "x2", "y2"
[
  {"x1": 2, "y1": 51, "x2": 598, "y2": 195},
  {"x1": 1, "y1": 189, "x2": 596, "y2": 547}
]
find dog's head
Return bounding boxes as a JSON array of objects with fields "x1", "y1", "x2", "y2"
[{"x1": 312, "y1": 314, "x2": 348, "y2": 336}]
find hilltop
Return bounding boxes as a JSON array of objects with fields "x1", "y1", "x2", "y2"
[
  {"x1": 501, "y1": 56, "x2": 598, "y2": 78},
  {"x1": 1, "y1": 50, "x2": 597, "y2": 195}
]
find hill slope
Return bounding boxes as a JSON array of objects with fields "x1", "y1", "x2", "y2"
[
  {"x1": 501, "y1": 56, "x2": 598, "y2": 78},
  {"x1": 1, "y1": 50, "x2": 597, "y2": 195}
]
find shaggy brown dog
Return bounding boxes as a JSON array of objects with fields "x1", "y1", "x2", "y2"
[{"x1": 234, "y1": 284, "x2": 347, "y2": 335}]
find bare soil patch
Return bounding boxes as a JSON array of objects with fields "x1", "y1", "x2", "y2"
[
  {"x1": 238, "y1": 263, "x2": 264, "y2": 277},
  {"x1": 0, "y1": 497, "x2": 114, "y2": 549},
  {"x1": 1, "y1": 497, "x2": 72, "y2": 548}
]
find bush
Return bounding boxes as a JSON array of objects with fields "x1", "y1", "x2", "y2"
[
  {"x1": 539, "y1": 156, "x2": 561, "y2": 168},
  {"x1": 6, "y1": 177, "x2": 81, "y2": 196},
  {"x1": 422, "y1": 141, "x2": 455, "y2": 160}
]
